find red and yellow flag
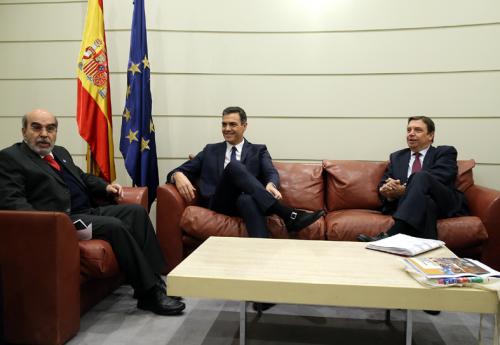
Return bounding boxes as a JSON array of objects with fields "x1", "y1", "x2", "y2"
[{"x1": 76, "y1": 0, "x2": 115, "y2": 182}]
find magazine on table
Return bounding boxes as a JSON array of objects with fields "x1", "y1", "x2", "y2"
[
  {"x1": 365, "y1": 233, "x2": 444, "y2": 256},
  {"x1": 403, "y1": 257, "x2": 500, "y2": 279}
]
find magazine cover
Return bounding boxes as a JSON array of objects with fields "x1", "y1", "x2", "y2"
[{"x1": 404, "y1": 257, "x2": 500, "y2": 279}]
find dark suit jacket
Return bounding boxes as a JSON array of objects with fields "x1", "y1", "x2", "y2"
[
  {"x1": 380, "y1": 145, "x2": 467, "y2": 216},
  {"x1": 166, "y1": 140, "x2": 280, "y2": 201},
  {"x1": 0, "y1": 142, "x2": 108, "y2": 212}
]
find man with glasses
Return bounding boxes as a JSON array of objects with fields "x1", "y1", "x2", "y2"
[{"x1": 0, "y1": 108, "x2": 185, "y2": 316}]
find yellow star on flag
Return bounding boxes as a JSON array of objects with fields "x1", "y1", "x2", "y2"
[
  {"x1": 142, "y1": 55, "x2": 150, "y2": 69},
  {"x1": 123, "y1": 108, "x2": 131, "y2": 122},
  {"x1": 126, "y1": 129, "x2": 139, "y2": 144},
  {"x1": 141, "y1": 138, "x2": 150, "y2": 152},
  {"x1": 128, "y1": 62, "x2": 141, "y2": 75},
  {"x1": 126, "y1": 85, "x2": 131, "y2": 99},
  {"x1": 150, "y1": 119, "x2": 155, "y2": 133}
]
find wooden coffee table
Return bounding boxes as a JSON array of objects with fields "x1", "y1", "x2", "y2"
[{"x1": 167, "y1": 237, "x2": 499, "y2": 345}]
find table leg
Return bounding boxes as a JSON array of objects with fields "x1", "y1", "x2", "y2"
[
  {"x1": 478, "y1": 314, "x2": 484, "y2": 345},
  {"x1": 405, "y1": 310, "x2": 413, "y2": 345},
  {"x1": 494, "y1": 308, "x2": 499, "y2": 345},
  {"x1": 240, "y1": 301, "x2": 247, "y2": 345},
  {"x1": 385, "y1": 309, "x2": 391, "y2": 324}
]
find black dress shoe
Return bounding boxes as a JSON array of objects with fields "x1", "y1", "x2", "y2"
[
  {"x1": 252, "y1": 302, "x2": 275, "y2": 312},
  {"x1": 133, "y1": 275, "x2": 169, "y2": 299},
  {"x1": 156, "y1": 275, "x2": 166, "y2": 289},
  {"x1": 424, "y1": 310, "x2": 441, "y2": 315},
  {"x1": 156, "y1": 275, "x2": 183, "y2": 301},
  {"x1": 137, "y1": 287, "x2": 186, "y2": 315},
  {"x1": 285, "y1": 210, "x2": 325, "y2": 233},
  {"x1": 357, "y1": 232, "x2": 389, "y2": 242}
]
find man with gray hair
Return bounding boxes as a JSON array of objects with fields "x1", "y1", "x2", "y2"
[{"x1": 0, "y1": 108, "x2": 185, "y2": 316}]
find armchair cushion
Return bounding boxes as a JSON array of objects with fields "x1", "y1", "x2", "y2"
[{"x1": 79, "y1": 240, "x2": 120, "y2": 283}]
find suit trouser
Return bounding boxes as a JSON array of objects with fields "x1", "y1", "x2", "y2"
[
  {"x1": 393, "y1": 171, "x2": 464, "y2": 239},
  {"x1": 71, "y1": 204, "x2": 166, "y2": 294},
  {"x1": 208, "y1": 161, "x2": 277, "y2": 238}
]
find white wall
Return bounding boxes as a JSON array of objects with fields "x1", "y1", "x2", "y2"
[{"x1": 0, "y1": 0, "x2": 499, "y2": 194}]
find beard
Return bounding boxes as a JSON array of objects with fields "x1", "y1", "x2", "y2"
[{"x1": 24, "y1": 137, "x2": 54, "y2": 156}]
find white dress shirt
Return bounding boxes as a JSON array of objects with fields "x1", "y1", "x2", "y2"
[
  {"x1": 224, "y1": 139, "x2": 245, "y2": 168},
  {"x1": 407, "y1": 146, "x2": 430, "y2": 178}
]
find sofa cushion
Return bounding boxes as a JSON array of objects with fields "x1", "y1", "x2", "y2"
[
  {"x1": 79, "y1": 240, "x2": 120, "y2": 282},
  {"x1": 180, "y1": 206, "x2": 247, "y2": 239},
  {"x1": 437, "y1": 216, "x2": 487, "y2": 253},
  {"x1": 180, "y1": 206, "x2": 325, "y2": 240},
  {"x1": 266, "y1": 214, "x2": 325, "y2": 240},
  {"x1": 324, "y1": 160, "x2": 388, "y2": 212},
  {"x1": 456, "y1": 160, "x2": 475, "y2": 192},
  {"x1": 325, "y1": 210, "x2": 394, "y2": 241},
  {"x1": 325, "y1": 211, "x2": 487, "y2": 256},
  {"x1": 273, "y1": 161, "x2": 324, "y2": 211}
]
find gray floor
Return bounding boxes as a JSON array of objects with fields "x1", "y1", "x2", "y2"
[{"x1": 67, "y1": 286, "x2": 495, "y2": 345}]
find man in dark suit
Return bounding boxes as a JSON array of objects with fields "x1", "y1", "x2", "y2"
[
  {"x1": 0, "y1": 109, "x2": 185, "y2": 315},
  {"x1": 167, "y1": 106, "x2": 324, "y2": 238},
  {"x1": 358, "y1": 115, "x2": 468, "y2": 242}
]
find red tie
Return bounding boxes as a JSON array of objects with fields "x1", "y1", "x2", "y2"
[
  {"x1": 411, "y1": 152, "x2": 421, "y2": 174},
  {"x1": 43, "y1": 155, "x2": 61, "y2": 171}
]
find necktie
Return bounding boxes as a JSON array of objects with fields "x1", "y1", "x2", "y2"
[
  {"x1": 411, "y1": 152, "x2": 421, "y2": 174},
  {"x1": 230, "y1": 146, "x2": 237, "y2": 162},
  {"x1": 43, "y1": 155, "x2": 61, "y2": 171}
]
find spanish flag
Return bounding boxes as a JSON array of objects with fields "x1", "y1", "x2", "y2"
[{"x1": 76, "y1": 0, "x2": 115, "y2": 182}]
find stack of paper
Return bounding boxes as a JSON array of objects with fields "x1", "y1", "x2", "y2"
[{"x1": 365, "y1": 233, "x2": 444, "y2": 256}]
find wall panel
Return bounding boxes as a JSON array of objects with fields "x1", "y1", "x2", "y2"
[
  {"x1": 2, "y1": 73, "x2": 499, "y2": 119},
  {"x1": 0, "y1": 2, "x2": 85, "y2": 41},
  {"x1": 0, "y1": 0, "x2": 499, "y2": 192},
  {"x1": 110, "y1": 27, "x2": 500, "y2": 74},
  {"x1": 3, "y1": 25, "x2": 500, "y2": 80},
  {"x1": 106, "y1": 0, "x2": 500, "y2": 32},
  {"x1": 146, "y1": 73, "x2": 500, "y2": 118}
]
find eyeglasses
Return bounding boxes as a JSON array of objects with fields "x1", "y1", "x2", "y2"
[{"x1": 30, "y1": 123, "x2": 58, "y2": 133}]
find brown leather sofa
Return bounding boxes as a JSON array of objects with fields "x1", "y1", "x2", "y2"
[
  {"x1": 0, "y1": 187, "x2": 147, "y2": 345},
  {"x1": 156, "y1": 160, "x2": 500, "y2": 274}
]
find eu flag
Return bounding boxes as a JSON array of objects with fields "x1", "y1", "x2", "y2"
[{"x1": 120, "y1": 0, "x2": 158, "y2": 208}]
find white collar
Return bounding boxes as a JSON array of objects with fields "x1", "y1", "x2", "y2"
[{"x1": 226, "y1": 139, "x2": 245, "y2": 152}]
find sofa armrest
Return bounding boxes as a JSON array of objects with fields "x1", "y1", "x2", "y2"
[
  {"x1": 0, "y1": 211, "x2": 80, "y2": 345},
  {"x1": 465, "y1": 184, "x2": 500, "y2": 270},
  {"x1": 118, "y1": 186, "x2": 148, "y2": 210},
  {"x1": 156, "y1": 184, "x2": 189, "y2": 273}
]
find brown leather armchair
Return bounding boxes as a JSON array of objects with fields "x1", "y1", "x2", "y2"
[{"x1": 0, "y1": 187, "x2": 147, "y2": 345}]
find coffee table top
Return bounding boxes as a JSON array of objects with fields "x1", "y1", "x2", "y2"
[{"x1": 167, "y1": 237, "x2": 498, "y2": 313}]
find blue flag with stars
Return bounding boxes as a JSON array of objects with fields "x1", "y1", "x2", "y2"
[{"x1": 120, "y1": 0, "x2": 158, "y2": 207}]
